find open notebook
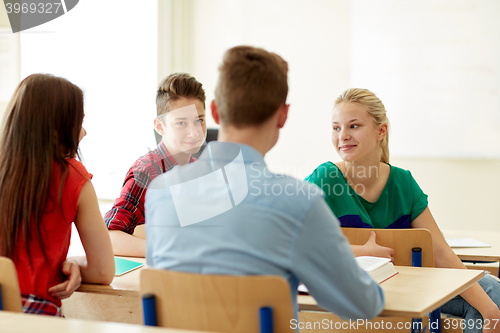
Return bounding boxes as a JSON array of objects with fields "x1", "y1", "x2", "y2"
[
  {"x1": 298, "y1": 256, "x2": 398, "y2": 294},
  {"x1": 355, "y1": 256, "x2": 398, "y2": 283}
]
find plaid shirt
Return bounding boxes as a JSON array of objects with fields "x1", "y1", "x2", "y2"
[
  {"x1": 105, "y1": 142, "x2": 194, "y2": 234},
  {"x1": 21, "y1": 293, "x2": 63, "y2": 316}
]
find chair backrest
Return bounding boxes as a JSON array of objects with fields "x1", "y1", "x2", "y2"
[
  {"x1": 341, "y1": 228, "x2": 435, "y2": 267},
  {"x1": 0, "y1": 257, "x2": 23, "y2": 312},
  {"x1": 140, "y1": 269, "x2": 294, "y2": 333}
]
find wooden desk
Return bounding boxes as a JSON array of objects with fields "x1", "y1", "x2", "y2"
[
  {"x1": 64, "y1": 263, "x2": 482, "y2": 328},
  {"x1": 0, "y1": 311, "x2": 208, "y2": 333},
  {"x1": 77, "y1": 257, "x2": 145, "y2": 297},
  {"x1": 298, "y1": 266, "x2": 483, "y2": 317},
  {"x1": 61, "y1": 257, "x2": 145, "y2": 324},
  {"x1": 443, "y1": 229, "x2": 500, "y2": 262}
]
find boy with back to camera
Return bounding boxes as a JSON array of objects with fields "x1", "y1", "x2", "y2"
[{"x1": 145, "y1": 46, "x2": 384, "y2": 321}]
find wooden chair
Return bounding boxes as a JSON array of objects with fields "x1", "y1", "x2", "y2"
[
  {"x1": 0, "y1": 257, "x2": 22, "y2": 312},
  {"x1": 140, "y1": 268, "x2": 294, "y2": 333},
  {"x1": 336, "y1": 228, "x2": 463, "y2": 333},
  {"x1": 341, "y1": 227, "x2": 435, "y2": 267}
]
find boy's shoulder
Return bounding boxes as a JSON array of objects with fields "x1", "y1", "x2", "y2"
[{"x1": 129, "y1": 145, "x2": 173, "y2": 176}]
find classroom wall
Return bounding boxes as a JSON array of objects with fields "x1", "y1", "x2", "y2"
[
  {"x1": 0, "y1": 8, "x2": 20, "y2": 129},
  {"x1": 185, "y1": 0, "x2": 500, "y2": 233},
  {"x1": 15, "y1": 2, "x2": 158, "y2": 199},
  {"x1": 388, "y1": 159, "x2": 500, "y2": 233},
  {"x1": 1, "y1": 1, "x2": 498, "y2": 233},
  {"x1": 190, "y1": 0, "x2": 350, "y2": 178}
]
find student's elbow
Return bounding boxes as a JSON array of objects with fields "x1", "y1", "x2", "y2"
[
  {"x1": 356, "y1": 301, "x2": 383, "y2": 320},
  {"x1": 355, "y1": 285, "x2": 384, "y2": 319},
  {"x1": 102, "y1": 269, "x2": 115, "y2": 285},
  {"x1": 85, "y1": 260, "x2": 115, "y2": 285},
  {"x1": 317, "y1": 282, "x2": 384, "y2": 320},
  {"x1": 93, "y1": 266, "x2": 115, "y2": 285},
  {"x1": 102, "y1": 261, "x2": 116, "y2": 284}
]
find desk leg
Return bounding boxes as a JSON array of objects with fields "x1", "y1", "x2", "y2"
[
  {"x1": 429, "y1": 309, "x2": 441, "y2": 333},
  {"x1": 411, "y1": 318, "x2": 422, "y2": 333}
]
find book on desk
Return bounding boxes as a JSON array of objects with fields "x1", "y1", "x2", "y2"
[
  {"x1": 115, "y1": 257, "x2": 144, "y2": 276},
  {"x1": 445, "y1": 238, "x2": 491, "y2": 248},
  {"x1": 355, "y1": 256, "x2": 398, "y2": 283},
  {"x1": 298, "y1": 256, "x2": 398, "y2": 294}
]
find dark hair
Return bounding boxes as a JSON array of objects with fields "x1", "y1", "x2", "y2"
[
  {"x1": 156, "y1": 73, "x2": 206, "y2": 117},
  {"x1": 0, "y1": 74, "x2": 84, "y2": 262},
  {"x1": 214, "y1": 45, "x2": 288, "y2": 127}
]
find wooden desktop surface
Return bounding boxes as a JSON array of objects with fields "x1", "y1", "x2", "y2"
[
  {"x1": 443, "y1": 229, "x2": 500, "y2": 262},
  {"x1": 298, "y1": 266, "x2": 483, "y2": 318},
  {"x1": 77, "y1": 257, "x2": 146, "y2": 297},
  {"x1": 61, "y1": 256, "x2": 145, "y2": 323},
  {"x1": 70, "y1": 263, "x2": 482, "y2": 320},
  {"x1": 0, "y1": 311, "x2": 209, "y2": 333}
]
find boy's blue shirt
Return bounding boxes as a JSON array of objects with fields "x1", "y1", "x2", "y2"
[{"x1": 145, "y1": 142, "x2": 384, "y2": 320}]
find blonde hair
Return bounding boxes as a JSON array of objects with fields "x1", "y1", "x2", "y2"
[{"x1": 334, "y1": 88, "x2": 390, "y2": 163}]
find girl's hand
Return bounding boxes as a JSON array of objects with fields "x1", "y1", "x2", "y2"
[
  {"x1": 362, "y1": 231, "x2": 395, "y2": 262},
  {"x1": 48, "y1": 259, "x2": 82, "y2": 299}
]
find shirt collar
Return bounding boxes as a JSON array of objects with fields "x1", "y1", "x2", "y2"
[
  {"x1": 157, "y1": 141, "x2": 197, "y2": 165},
  {"x1": 196, "y1": 142, "x2": 266, "y2": 165}
]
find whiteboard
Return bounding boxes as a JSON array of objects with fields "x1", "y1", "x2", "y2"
[{"x1": 350, "y1": 0, "x2": 500, "y2": 158}]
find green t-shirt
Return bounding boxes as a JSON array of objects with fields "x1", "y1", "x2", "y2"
[{"x1": 305, "y1": 162, "x2": 428, "y2": 229}]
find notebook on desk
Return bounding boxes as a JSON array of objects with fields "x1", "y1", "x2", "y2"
[
  {"x1": 114, "y1": 257, "x2": 144, "y2": 276},
  {"x1": 298, "y1": 256, "x2": 398, "y2": 294},
  {"x1": 446, "y1": 238, "x2": 491, "y2": 248}
]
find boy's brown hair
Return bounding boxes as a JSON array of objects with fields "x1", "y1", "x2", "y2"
[
  {"x1": 156, "y1": 73, "x2": 206, "y2": 117},
  {"x1": 214, "y1": 46, "x2": 288, "y2": 127}
]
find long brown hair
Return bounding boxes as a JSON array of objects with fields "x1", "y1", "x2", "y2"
[{"x1": 0, "y1": 74, "x2": 84, "y2": 261}]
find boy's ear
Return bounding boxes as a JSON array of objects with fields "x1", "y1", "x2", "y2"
[
  {"x1": 154, "y1": 117, "x2": 165, "y2": 135},
  {"x1": 277, "y1": 104, "x2": 289, "y2": 129},
  {"x1": 211, "y1": 100, "x2": 220, "y2": 125}
]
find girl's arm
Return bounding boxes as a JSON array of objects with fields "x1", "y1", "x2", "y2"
[
  {"x1": 413, "y1": 207, "x2": 500, "y2": 332},
  {"x1": 350, "y1": 231, "x2": 395, "y2": 261},
  {"x1": 73, "y1": 181, "x2": 115, "y2": 284}
]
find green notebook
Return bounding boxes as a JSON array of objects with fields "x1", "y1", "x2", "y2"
[{"x1": 114, "y1": 257, "x2": 144, "y2": 276}]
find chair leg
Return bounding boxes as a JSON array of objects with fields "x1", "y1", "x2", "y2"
[
  {"x1": 260, "y1": 306, "x2": 273, "y2": 333},
  {"x1": 142, "y1": 294, "x2": 158, "y2": 326},
  {"x1": 412, "y1": 318, "x2": 423, "y2": 333},
  {"x1": 429, "y1": 308, "x2": 441, "y2": 333},
  {"x1": 0, "y1": 285, "x2": 3, "y2": 311},
  {"x1": 411, "y1": 247, "x2": 424, "y2": 332}
]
